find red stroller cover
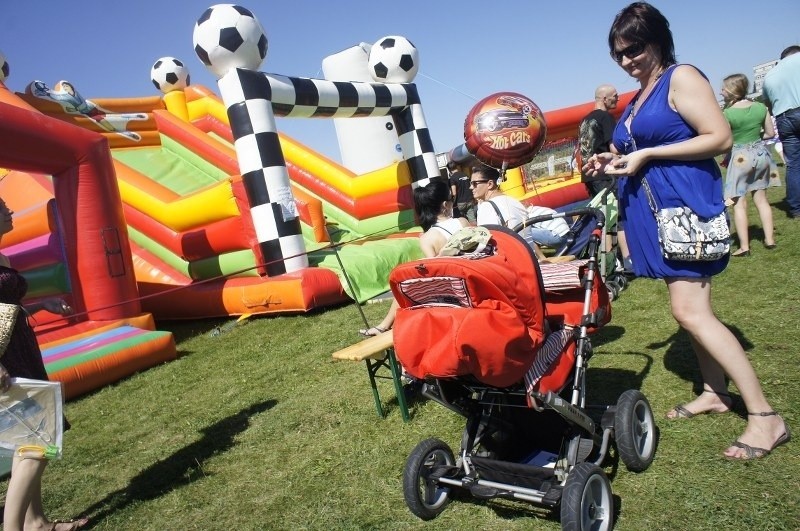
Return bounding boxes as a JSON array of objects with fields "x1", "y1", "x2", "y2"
[{"x1": 389, "y1": 228, "x2": 546, "y2": 388}]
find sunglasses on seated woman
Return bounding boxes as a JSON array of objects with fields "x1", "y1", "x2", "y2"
[{"x1": 611, "y1": 41, "x2": 647, "y2": 63}]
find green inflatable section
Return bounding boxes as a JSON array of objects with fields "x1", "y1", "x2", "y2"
[
  {"x1": 23, "y1": 263, "x2": 70, "y2": 298},
  {"x1": 309, "y1": 236, "x2": 423, "y2": 303},
  {"x1": 111, "y1": 136, "x2": 227, "y2": 195}
]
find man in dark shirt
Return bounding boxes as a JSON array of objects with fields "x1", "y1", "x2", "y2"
[
  {"x1": 578, "y1": 84, "x2": 632, "y2": 272},
  {"x1": 448, "y1": 161, "x2": 476, "y2": 222},
  {"x1": 579, "y1": 84, "x2": 618, "y2": 197}
]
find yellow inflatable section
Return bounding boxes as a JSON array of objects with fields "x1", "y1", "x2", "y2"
[{"x1": 184, "y1": 86, "x2": 411, "y2": 198}]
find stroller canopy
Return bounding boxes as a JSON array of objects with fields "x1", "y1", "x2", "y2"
[{"x1": 390, "y1": 227, "x2": 547, "y2": 387}]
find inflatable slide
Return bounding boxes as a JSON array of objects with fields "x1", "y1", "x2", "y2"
[
  {"x1": 17, "y1": 81, "x2": 423, "y2": 319},
  {"x1": 0, "y1": 84, "x2": 176, "y2": 401}
]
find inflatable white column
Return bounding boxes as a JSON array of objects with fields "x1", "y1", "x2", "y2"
[
  {"x1": 322, "y1": 44, "x2": 403, "y2": 174},
  {"x1": 193, "y1": 5, "x2": 307, "y2": 276}
]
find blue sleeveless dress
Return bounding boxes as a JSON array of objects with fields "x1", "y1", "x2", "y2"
[{"x1": 612, "y1": 65, "x2": 729, "y2": 279}]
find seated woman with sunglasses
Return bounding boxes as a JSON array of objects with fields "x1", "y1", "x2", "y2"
[{"x1": 359, "y1": 179, "x2": 470, "y2": 337}]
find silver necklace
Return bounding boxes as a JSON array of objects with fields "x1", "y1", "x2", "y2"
[{"x1": 631, "y1": 69, "x2": 665, "y2": 118}]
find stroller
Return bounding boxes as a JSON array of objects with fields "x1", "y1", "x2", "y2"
[
  {"x1": 388, "y1": 208, "x2": 656, "y2": 530},
  {"x1": 553, "y1": 182, "x2": 630, "y2": 300}
]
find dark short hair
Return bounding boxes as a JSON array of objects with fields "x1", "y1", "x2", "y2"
[
  {"x1": 470, "y1": 164, "x2": 500, "y2": 183},
  {"x1": 608, "y1": 2, "x2": 676, "y2": 69},
  {"x1": 413, "y1": 179, "x2": 450, "y2": 231},
  {"x1": 780, "y1": 45, "x2": 800, "y2": 60},
  {"x1": 447, "y1": 161, "x2": 458, "y2": 171}
]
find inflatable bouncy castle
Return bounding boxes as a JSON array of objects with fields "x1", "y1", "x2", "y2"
[
  {"x1": 0, "y1": 82, "x2": 176, "y2": 401},
  {"x1": 8, "y1": 6, "x2": 439, "y2": 320}
]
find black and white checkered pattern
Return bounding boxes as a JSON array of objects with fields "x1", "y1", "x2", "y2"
[{"x1": 217, "y1": 68, "x2": 441, "y2": 276}]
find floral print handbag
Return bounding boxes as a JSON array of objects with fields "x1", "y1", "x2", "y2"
[{"x1": 641, "y1": 178, "x2": 731, "y2": 261}]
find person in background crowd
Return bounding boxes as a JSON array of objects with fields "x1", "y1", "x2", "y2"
[
  {"x1": 720, "y1": 73, "x2": 777, "y2": 256},
  {"x1": 470, "y1": 165, "x2": 541, "y2": 254},
  {"x1": 447, "y1": 161, "x2": 476, "y2": 223},
  {"x1": 579, "y1": 84, "x2": 632, "y2": 271},
  {"x1": 358, "y1": 180, "x2": 469, "y2": 336},
  {"x1": 762, "y1": 45, "x2": 800, "y2": 218},
  {"x1": 579, "y1": 84, "x2": 619, "y2": 198}
]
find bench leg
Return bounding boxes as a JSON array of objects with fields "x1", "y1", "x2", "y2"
[
  {"x1": 387, "y1": 348, "x2": 410, "y2": 422},
  {"x1": 364, "y1": 358, "x2": 386, "y2": 418},
  {"x1": 362, "y1": 348, "x2": 410, "y2": 422}
]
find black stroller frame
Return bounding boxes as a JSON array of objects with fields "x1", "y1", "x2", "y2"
[{"x1": 401, "y1": 208, "x2": 656, "y2": 530}]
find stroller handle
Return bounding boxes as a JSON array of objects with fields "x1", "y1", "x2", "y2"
[{"x1": 508, "y1": 207, "x2": 605, "y2": 233}]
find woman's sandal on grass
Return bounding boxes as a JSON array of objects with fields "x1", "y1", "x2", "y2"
[
  {"x1": 358, "y1": 326, "x2": 388, "y2": 337},
  {"x1": 48, "y1": 517, "x2": 90, "y2": 531},
  {"x1": 666, "y1": 389, "x2": 733, "y2": 419},
  {"x1": 727, "y1": 412, "x2": 791, "y2": 460}
]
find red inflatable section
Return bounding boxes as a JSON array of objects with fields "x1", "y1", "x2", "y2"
[
  {"x1": 0, "y1": 97, "x2": 139, "y2": 322},
  {"x1": 543, "y1": 90, "x2": 636, "y2": 142},
  {"x1": 0, "y1": 83, "x2": 176, "y2": 400}
]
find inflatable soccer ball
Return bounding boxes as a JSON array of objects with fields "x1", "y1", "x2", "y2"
[
  {"x1": 464, "y1": 92, "x2": 547, "y2": 169},
  {"x1": 0, "y1": 50, "x2": 8, "y2": 82},
  {"x1": 151, "y1": 57, "x2": 190, "y2": 93},
  {"x1": 193, "y1": 4, "x2": 268, "y2": 79},
  {"x1": 368, "y1": 36, "x2": 419, "y2": 83}
]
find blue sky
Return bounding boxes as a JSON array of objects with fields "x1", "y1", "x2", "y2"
[{"x1": 2, "y1": 0, "x2": 798, "y2": 163}]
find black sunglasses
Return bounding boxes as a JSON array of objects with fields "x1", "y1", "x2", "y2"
[
  {"x1": 611, "y1": 41, "x2": 646, "y2": 63},
  {"x1": 469, "y1": 180, "x2": 490, "y2": 187}
]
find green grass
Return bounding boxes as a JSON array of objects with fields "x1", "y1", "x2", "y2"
[{"x1": 4, "y1": 187, "x2": 799, "y2": 530}]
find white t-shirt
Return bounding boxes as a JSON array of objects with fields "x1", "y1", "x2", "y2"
[
  {"x1": 525, "y1": 206, "x2": 570, "y2": 237},
  {"x1": 476, "y1": 195, "x2": 532, "y2": 240}
]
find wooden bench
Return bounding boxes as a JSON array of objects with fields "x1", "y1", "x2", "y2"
[{"x1": 331, "y1": 330, "x2": 409, "y2": 422}]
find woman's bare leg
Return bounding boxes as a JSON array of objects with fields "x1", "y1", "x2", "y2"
[
  {"x1": 666, "y1": 278, "x2": 786, "y2": 457},
  {"x1": 731, "y1": 195, "x2": 750, "y2": 252},
  {"x1": 751, "y1": 189, "x2": 775, "y2": 246},
  {"x1": 3, "y1": 455, "x2": 47, "y2": 531}
]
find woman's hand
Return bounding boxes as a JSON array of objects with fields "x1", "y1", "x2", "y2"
[
  {"x1": 582, "y1": 152, "x2": 623, "y2": 177},
  {"x1": 0, "y1": 363, "x2": 10, "y2": 392},
  {"x1": 604, "y1": 149, "x2": 651, "y2": 176},
  {"x1": 41, "y1": 299, "x2": 73, "y2": 316}
]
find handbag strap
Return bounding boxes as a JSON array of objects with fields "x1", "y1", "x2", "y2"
[
  {"x1": 486, "y1": 199, "x2": 506, "y2": 226},
  {"x1": 640, "y1": 177, "x2": 660, "y2": 215}
]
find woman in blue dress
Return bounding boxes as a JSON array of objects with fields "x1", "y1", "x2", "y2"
[{"x1": 583, "y1": 2, "x2": 789, "y2": 459}]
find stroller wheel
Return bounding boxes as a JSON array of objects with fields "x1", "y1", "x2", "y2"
[
  {"x1": 403, "y1": 438, "x2": 455, "y2": 520},
  {"x1": 614, "y1": 390, "x2": 657, "y2": 472},
  {"x1": 606, "y1": 281, "x2": 619, "y2": 301},
  {"x1": 607, "y1": 273, "x2": 628, "y2": 291},
  {"x1": 560, "y1": 462, "x2": 614, "y2": 531}
]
